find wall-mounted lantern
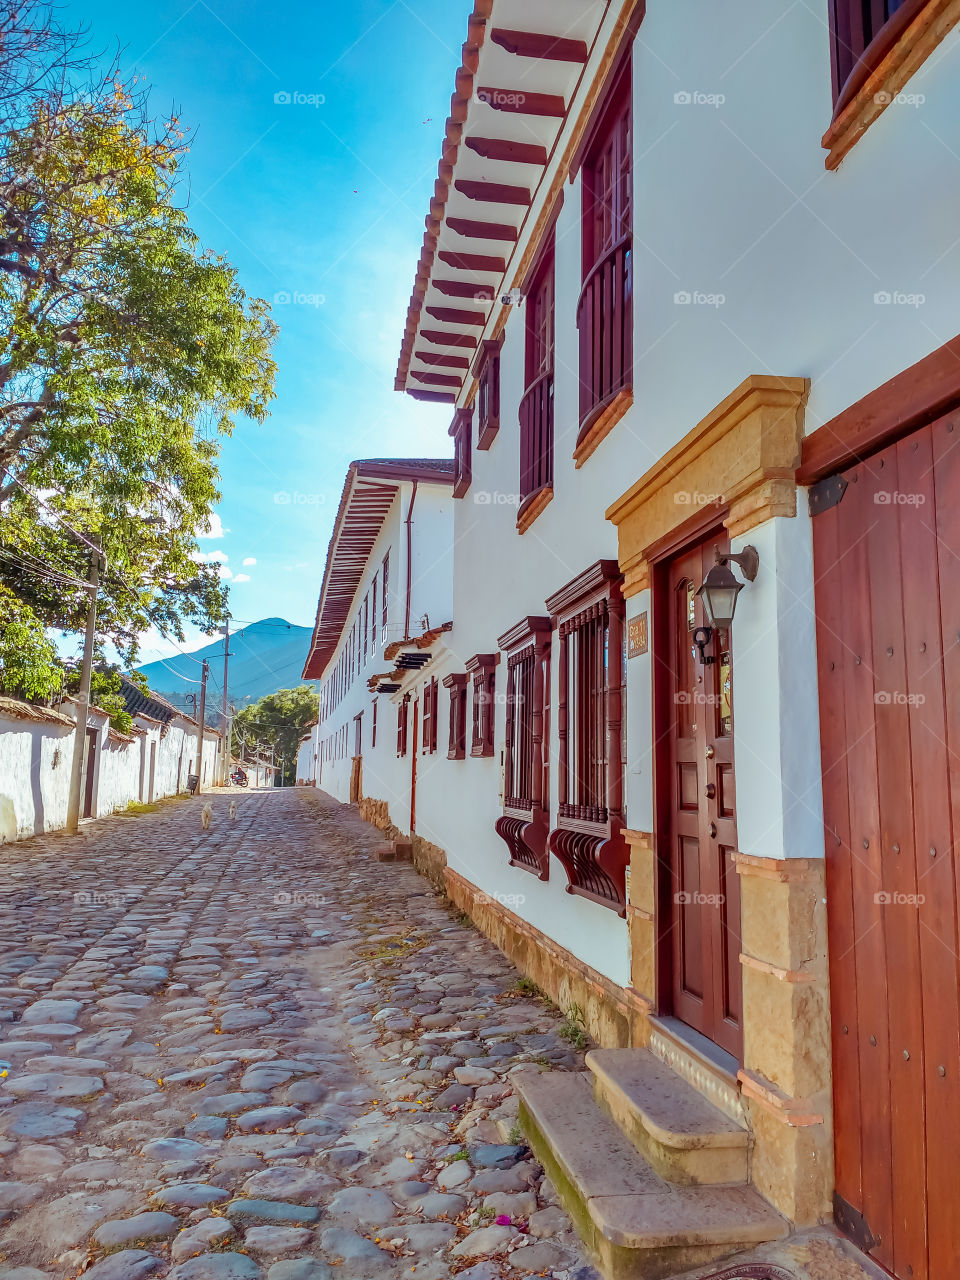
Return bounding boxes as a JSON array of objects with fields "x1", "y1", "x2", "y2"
[{"x1": 696, "y1": 545, "x2": 759, "y2": 631}]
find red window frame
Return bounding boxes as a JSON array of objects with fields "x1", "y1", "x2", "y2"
[
  {"x1": 421, "y1": 676, "x2": 439, "y2": 755},
  {"x1": 449, "y1": 407, "x2": 472, "y2": 499},
  {"x1": 381, "y1": 552, "x2": 389, "y2": 635},
  {"x1": 372, "y1": 698, "x2": 377, "y2": 748},
  {"x1": 519, "y1": 234, "x2": 555, "y2": 512},
  {"x1": 396, "y1": 694, "x2": 409, "y2": 757},
  {"x1": 474, "y1": 338, "x2": 502, "y2": 450},
  {"x1": 493, "y1": 616, "x2": 552, "y2": 879},
  {"x1": 545, "y1": 560, "x2": 629, "y2": 915},
  {"x1": 466, "y1": 652, "x2": 498, "y2": 758},
  {"x1": 829, "y1": 0, "x2": 922, "y2": 109},
  {"x1": 443, "y1": 673, "x2": 467, "y2": 760},
  {"x1": 577, "y1": 61, "x2": 632, "y2": 441},
  {"x1": 371, "y1": 575, "x2": 378, "y2": 655}
]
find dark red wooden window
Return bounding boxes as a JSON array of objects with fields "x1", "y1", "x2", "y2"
[
  {"x1": 443, "y1": 673, "x2": 467, "y2": 760},
  {"x1": 450, "y1": 408, "x2": 472, "y2": 499},
  {"x1": 467, "y1": 653, "x2": 498, "y2": 758},
  {"x1": 578, "y1": 63, "x2": 632, "y2": 438},
  {"x1": 371, "y1": 698, "x2": 377, "y2": 748},
  {"x1": 475, "y1": 339, "x2": 502, "y2": 450},
  {"x1": 519, "y1": 236, "x2": 555, "y2": 510},
  {"x1": 371, "y1": 576, "x2": 378, "y2": 655},
  {"x1": 505, "y1": 648, "x2": 536, "y2": 806},
  {"x1": 381, "y1": 552, "x2": 389, "y2": 634},
  {"x1": 422, "y1": 677, "x2": 439, "y2": 755},
  {"x1": 830, "y1": 0, "x2": 918, "y2": 106},
  {"x1": 396, "y1": 694, "x2": 409, "y2": 757}
]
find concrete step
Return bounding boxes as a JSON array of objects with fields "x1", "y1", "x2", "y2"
[
  {"x1": 516, "y1": 1071, "x2": 787, "y2": 1280},
  {"x1": 587, "y1": 1048, "x2": 749, "y2": 1185}
]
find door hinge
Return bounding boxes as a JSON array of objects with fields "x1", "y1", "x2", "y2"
[
  {"x1": 834, "y1": 1192, "x2": 880, "y2": 1253},
  {"x1": 808, "y1": 472, "x2": 848, "y2": 516}
]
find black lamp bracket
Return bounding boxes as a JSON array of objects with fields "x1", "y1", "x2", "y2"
[{"x1": 714, "y1": 544, "x2": 759, "y2": 582}]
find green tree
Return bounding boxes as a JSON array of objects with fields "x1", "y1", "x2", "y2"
[
  {"x1": 232, "y1": 686, "x2": 318, "y2": 786},
  {"x1": 0, "y1": 583, "x2": 61, "y2": 700},
  {"x1": 0, "y1": 2, "x2": 277, "y2": 661}
]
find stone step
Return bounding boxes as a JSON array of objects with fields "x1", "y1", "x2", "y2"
[
  {"x1": 516, "y1": 1071, "x2": 787, "y2": 1280},
  {"x1": 587, "y1": 1048, "x2": 749, "y2": 1185}
]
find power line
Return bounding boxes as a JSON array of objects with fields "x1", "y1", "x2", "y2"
[{"x1": 1, "y1": 469, "x2": 102, "y2": 556}]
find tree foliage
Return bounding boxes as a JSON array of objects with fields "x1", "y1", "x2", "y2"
[
  {"x1": 0, "y1": 1, "x2": 277, "y2": 663},
  {"x1": 0, "y1": 581, "x2": 61, "y2": 699},
  {"x1": 232, "y1": 686, "x2": 318, "y2": 786}
]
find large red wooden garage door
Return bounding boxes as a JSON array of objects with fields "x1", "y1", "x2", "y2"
[{"x1": 812, "y1": 412, "x2": 960, "y2": 1280}]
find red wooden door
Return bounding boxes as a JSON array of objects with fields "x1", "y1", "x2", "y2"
[
  {"x1": 663, "y1": 534, "x2": 742, "y2": 1058},
  {"x1": 812, "y1": 415, "x2": 960, "y2": 1279}
]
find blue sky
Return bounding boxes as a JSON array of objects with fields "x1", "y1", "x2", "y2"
[{"x1": 80, "y1": 0, "x2": 462, "y2": 658}]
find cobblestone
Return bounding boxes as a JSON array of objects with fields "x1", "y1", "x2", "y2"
[{"x1": 0, "y1": 791, "x2": 594, "y2": 1278}]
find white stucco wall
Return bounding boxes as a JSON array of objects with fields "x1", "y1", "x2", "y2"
[{"x1": 0, "y1": 704, "x2": 222, "y2": 840}]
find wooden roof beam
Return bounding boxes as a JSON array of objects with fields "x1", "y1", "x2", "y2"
[
  {"x1": 419, "y1": 329, "x2": 478, "y2": 348},
  {"x1": 433, "y1": 279, "x2": 496, "y2": 300},
  {"x1": 410, "y1": 371, "x2": 463, "y2": 388},
  {"x1": 437, "y1": 250, "x2": 506, "y2": 273},
  {"x1": 464, "y1": 136, "x2": 548, "y2": 165},
  {"x1": 454, "y1": 179, "x2": 531, "y2": 205},
  {"x1": 490, "y1": 28, "x2": 589, "y2": 63},
  {"x1": 475, "y1": 87, "x2": 565, "y2": 117},
  {"x1": 447, "y1": 217, "x2": 518, "y2": 242},
  {"x1": 414, "y1": 350, "x2": 471, "y2": 369},
  {"x1": 425, "y1": 305, "x2": 488, "y2": 327}
]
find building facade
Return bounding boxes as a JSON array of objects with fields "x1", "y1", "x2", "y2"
[
  {"x1": 299, "y1": 459, "x2": 455, "y2": 813},
  {"x1": 307, "y1": 3, "x2": 960, "y2": 1276}
]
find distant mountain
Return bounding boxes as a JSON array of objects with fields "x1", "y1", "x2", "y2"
[{"x1": 134, "y1": 618, "x2": 318, "y2": 718}]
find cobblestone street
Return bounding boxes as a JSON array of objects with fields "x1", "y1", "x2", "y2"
[
  {"x1": 0, "y1": 789, "x2": 596, "y2": 1280},
  {"x1": 0, "y1": 790, "x2": 877, "y2": 1280}
]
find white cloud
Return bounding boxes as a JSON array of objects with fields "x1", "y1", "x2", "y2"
[
  {"x1": 233, "y1": 573, "x2": 251, "y2": 583},
  {"x1": 242, "y1": 557, "x2": 257, "y2": 567},
  {"x1": 191, "y1": 549, "x2": 229, "y2": 565},
  {"x1": 219, "y1": 565, "x2": 233, "y2": 580},
  {"x1": 199, "y1": 513, "x2": 229, "y2": 539}
]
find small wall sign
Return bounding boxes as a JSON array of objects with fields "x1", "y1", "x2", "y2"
[{"x1": 627, "y1": 612, "x2": 648, "y2": 659}]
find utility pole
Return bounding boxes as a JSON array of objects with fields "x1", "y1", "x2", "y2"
[
  {"x1": 219, "y1": 619, "x2": 231, "y2": 784},
  {"x1": 269, "y1": 742, "x2": 276, "y2": 788},
  {"x1": 66, "y1": 540, "x2": 106, "y2": 835},
  {"x1": 195, "y1": 659, "x2": 209, "y2": 792}
]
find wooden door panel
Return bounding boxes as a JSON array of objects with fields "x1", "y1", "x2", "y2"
[
  {"x1": 813, "y1": 496, "x2": 863, "y2": 1211},
  {"x1": 836, "y1": 461, "x2": 894, "y2": 1276},
  {"x1": 864, "y1": 447, "x2": 925, "y2": 1280},
  {"x1": 664, "y1": 534, "x2": 742, "y2": 1058},
  {"x1": 922, "y1": 419, "x2": 960, "y2": 1280},
  {"x1": 815, "y1": 416, "x2": 960, "y2": 1280}
]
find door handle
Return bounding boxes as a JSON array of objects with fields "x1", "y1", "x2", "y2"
[
  {"x1": 704, "y1": 783, "x2": 716, "y2": 800},
  {"x1": 705, "y1": 745, "x2": 715, "y2": 759},
  {"x1": 708, "y1": 821, "x2": 717, "y2": 838}
]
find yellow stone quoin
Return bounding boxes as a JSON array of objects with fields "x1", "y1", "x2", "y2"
[{"x1": 605, "y1": 375, "x2": 809, "y2": 597}]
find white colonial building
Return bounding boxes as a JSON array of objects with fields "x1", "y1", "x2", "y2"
[
  {"x1": 306, "y1": 3, "x2": 960, "y2": 1277},
  {"x1": 298, "y1": 459, "x2": 455, "y2": 810}
]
